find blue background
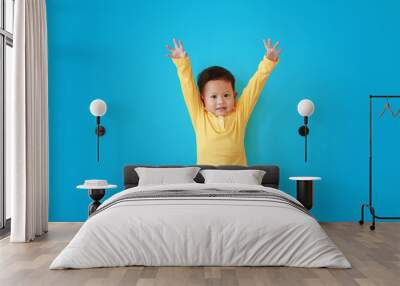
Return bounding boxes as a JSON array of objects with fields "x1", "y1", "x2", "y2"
[{"x1": 46, "y1": 0, "x2": 400, "y2": 222}]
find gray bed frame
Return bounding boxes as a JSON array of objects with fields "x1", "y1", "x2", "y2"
[{"x1": 124, "y1": 165, "x2": 280, "y2": 189}]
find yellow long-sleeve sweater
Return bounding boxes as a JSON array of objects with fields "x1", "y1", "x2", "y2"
[{"x1": 172, "y1": 56, "x2": 277, "y2": 166}]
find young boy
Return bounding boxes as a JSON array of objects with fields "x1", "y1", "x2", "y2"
[{"x1": 166, "y1": 38, "x2": 281, "y2": 166}]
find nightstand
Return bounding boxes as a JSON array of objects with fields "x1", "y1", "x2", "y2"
[
  {"x1": 289, "y1": 177, "x2": 321, "y2": 210},
  {"x1": 77, "y1": 180, "x2": 117, "y2": 216}
]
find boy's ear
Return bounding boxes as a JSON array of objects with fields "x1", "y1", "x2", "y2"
[{"x1": 234, "y1": 92, "x2": 238, "y2": 98}]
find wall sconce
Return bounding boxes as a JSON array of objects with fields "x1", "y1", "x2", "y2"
[
  {"x1": 89, "y1": 99, "x2": 107, "y2": 162},
  {"x1": 297, "y1": 99, "x2": 315, "y2": 162}
]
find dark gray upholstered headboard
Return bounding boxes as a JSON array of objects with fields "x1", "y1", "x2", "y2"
[{"x1": 124, "y1": 165, "x2": 280, "y2": 189}]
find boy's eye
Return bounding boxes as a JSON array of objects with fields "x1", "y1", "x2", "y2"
[
  {"x1": 210, "y1": 95, "x2": 217, "y2": 99},
  {"x1": 224, "y1": 94, "x2": 230, "y2": 97}
]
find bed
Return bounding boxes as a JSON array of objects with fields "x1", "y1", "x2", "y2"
[{"x1": 50, "y1": 165, "x2": 351, "y2": 269}]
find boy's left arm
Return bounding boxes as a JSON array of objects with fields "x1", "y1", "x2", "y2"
[
  {"x1": 237, "y1": 38, "x2": 281, "y2": 124},
  {"x1": 237, "y1": 57, "x2": 278, "y2": 123}
]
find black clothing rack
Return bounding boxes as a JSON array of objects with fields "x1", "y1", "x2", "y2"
[{"x1": 359, "y1": 95, "x2": 400, "y2": 230}]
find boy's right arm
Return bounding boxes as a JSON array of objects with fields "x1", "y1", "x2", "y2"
[
  {"x1": 171, "y1": 57, "x2": 203, "y2": 125},
  {"x1": 167, "y1": 39, "x2": 203, "y2": 125}
]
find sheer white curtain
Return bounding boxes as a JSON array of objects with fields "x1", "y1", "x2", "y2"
[{"x1": 7, "y1": 0, "x2": 48, "y2": 242}]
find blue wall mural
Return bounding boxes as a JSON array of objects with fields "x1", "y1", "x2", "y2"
[{"x1": 47, "y1": 0, "x2": 400, "y2": 221}]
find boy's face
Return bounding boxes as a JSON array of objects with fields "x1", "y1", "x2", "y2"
[{"x1": 201, "y1": 80, "x2": 237, "y2": 117}]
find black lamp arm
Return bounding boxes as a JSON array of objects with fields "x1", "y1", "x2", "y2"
[
  {"x1": 298, "y1": 116, "x2": 309, "y2": 137},
  {"x1": 95, "y1": 116, "x2": 106, "y2": 162},
  {"x1": 298, "y1": 116, "x2": 310, "y2": 162}
]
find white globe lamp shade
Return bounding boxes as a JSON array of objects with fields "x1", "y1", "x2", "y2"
[
  {"x1": 297, "y1": 99, "x2": 314, "y2": 117},
  {"x1": 90, "y1": 99, "x2": 107, "y2": 117}
]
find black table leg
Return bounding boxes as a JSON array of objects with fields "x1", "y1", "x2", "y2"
[
  {"x1": 296, "y1": 181, "x2": 314, "y2": 210},
  {"x1": 88, "y1": 189, "x2": 105, "y2": 216}
]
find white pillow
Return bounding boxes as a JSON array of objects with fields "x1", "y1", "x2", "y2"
[
  {"x1": 135, "y1": 167, "x2": 200, "y2": 186},
  {"x1": 200, "y1": 169, "x2": 266, "y2": 185}
]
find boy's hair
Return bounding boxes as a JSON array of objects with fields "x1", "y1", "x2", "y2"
[{"x1": 197, "y1": 66, "x2": 235, "y2": 95}]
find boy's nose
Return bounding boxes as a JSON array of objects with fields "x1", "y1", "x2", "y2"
[{"x1": 217, "y1": 97, "x2": 225, "y2": 104}]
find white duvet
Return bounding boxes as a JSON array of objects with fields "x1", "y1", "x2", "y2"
[{"x1": 50, "y1": 183, "x2": 351, "y2": 269}]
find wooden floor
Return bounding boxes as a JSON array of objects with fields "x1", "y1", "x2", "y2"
[{"x1": 0, "y1": 223, "x2": 399, "y2": 286}]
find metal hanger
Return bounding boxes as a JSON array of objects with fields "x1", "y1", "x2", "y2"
[{"x1": 379, "y1": 97, "x2": 400, "y2": 118}]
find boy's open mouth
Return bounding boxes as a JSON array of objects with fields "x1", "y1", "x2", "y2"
[{"x1": 216, "y1": 107, "x2": 227, "y2": 111}]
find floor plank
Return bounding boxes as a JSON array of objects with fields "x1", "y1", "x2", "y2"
[{"x1": 0, "y1": 222, "x2": 399, "y2": 286}]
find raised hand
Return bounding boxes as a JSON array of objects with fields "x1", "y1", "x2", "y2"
[
  {"x1": 263, "y1": 38, "x2": 281, "y2": 62},
  {"x1": 166, "y1": 38, "x2": 187, "y2": 59}
]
